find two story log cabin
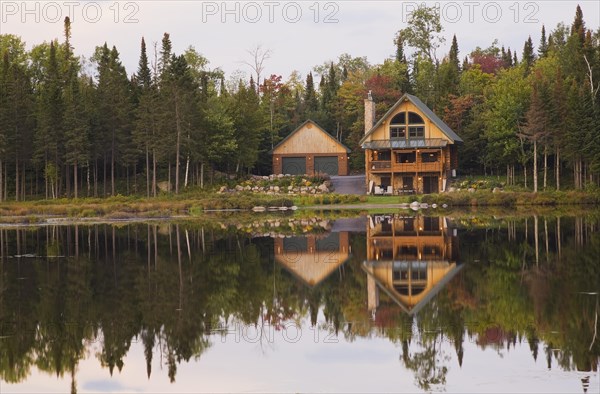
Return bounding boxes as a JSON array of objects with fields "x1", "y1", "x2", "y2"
[{"x1": 360, "y1": 93, "x2": 462, "y2": 194}]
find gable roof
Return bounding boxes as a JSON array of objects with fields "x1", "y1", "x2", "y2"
[
  {"x1": 271, "y1": 119, "x2": 351, "y2": 154},
  {"x1": 359, "y1": 93, "x2": 463, "y2": 145},
  {"x1": 362, "y1": 260, "x2": 464, "y2": 316}
]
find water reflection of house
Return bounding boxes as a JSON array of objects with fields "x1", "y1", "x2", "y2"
[
  {"x1": 275, "y1": 231, "x2": 351, "y2": 287},
  {"x1": 363, "y1": 214, "x2": 462, "y2": 315}
]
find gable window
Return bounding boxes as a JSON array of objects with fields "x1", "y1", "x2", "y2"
[
  {"x1": 390, "y1": 112, "x2": 406, "y2": 139},
  {"x1": 408, "y1": 112, "x2": 424, "y2": 124},
  {"x1": 390, "y1": 111, "x2": 425, "y2": 140},
  {"x1": 409, "y1": 126, "x2": 424, "y2": 138},
  {"x1": 391, "y1": 126, "x2": 405, "y2": 139}
]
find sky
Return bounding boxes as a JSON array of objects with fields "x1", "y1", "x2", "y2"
[{"x1": 1, "y1": 0, "x2": 600, "y2": 82}]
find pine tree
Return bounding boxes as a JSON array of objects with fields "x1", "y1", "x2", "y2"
[
  {"x1": 304, "y1": 72, "x2": 318, "y2": 113},
  {"x1": 449, "y1": 35, "x2": 460, "y2": 71},
  {"x1": 538, "y1": 25, "x2": 548, "y2": 58},
  {"x1": 34, "y1": 40, "x2": 63, "y2": 199},
  {"x1": 62, "y1": 18, "x2": 89, "y2": 199},
  {"x1": 522, "y1": 36, "x2": 535, "y2": 75},
  {"x1": 133, "y1": 37, "x2": 156, "y2": 197},
  {"x1": 571, "y1": 5, "x2": 585, "y2": 44}
]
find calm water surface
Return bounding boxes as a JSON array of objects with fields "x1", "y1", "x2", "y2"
[{"x1": 0, "y1": 212, "x2": 599, "y2": 393}]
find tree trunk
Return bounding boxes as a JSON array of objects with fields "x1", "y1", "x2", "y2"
[
  {"x1": 65, "y1": 163, "x2": 70, "y2": 198},
  {"x1": 168, "y1": 161, "x2": 171, "y2": 193},
  {"x1": 146, "y1": 146, "x2": 150, "y2": 198},
  {"x1": 524, "y1": 165, "x2": 527, "y2": 189},
  {"x1": 74, "y1": 162, "x2": 78, "y2": 199},
  {"x1": 533, "y1": 139, "x2": 538, "y2": 193},
  {"x1": 200, "y1": 162, "x2": 204, "y2": 189},
  {"x1": 152, "y1": 150, "x2": 157, "y2": 197},
  {"x1": 543, "y1": 145, "x2": 547, "y2": 191},
  {"x1": 111, "y1": 131, "x2": 115, "y2": 196},
  {"x1": 87, "y1": 161, "x2": 91, "y2": 197},
  {"x1": 174, "y1": 99, "x2": 181, "y2": 194},
  {"x1": 184, "y1": 155, "x2": 190, "y2": 188},
  {"x1": 103, "y1": 154, "x2": 107, "y2": 197},
  {"x1": 0, "y1": 159, "x2": 2, "y2": 202},
  {"x1": 15, "y1": 158, "x2": 19, "y2": 201},
  {"x1": 555, "y1": 146, "x2": 560, "y2": 191}
]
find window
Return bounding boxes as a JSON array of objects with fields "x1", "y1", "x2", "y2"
[
  {"x1": 396, "y1": 152, "x2": 416, "y2": 163},
  {"x1": 375, "y1": 150, "x2": 391, "y2": 161},
  {"x1": 409, "y1": 126, "x2": 424, "y2": 139},
  {"x1": 390, "y1": 111, "x2": 425, "y2": 140},
  {"x1": 391, "y1": 126, "x2": 405, "y2": 139},
  {"x1": 390, "y1": 112, "x2": 406, "y2": 124},
  {"x1": 408, "y1": 112, "x2": 424, "y2": 124},
  {"x1": 423, "y1": 217, "x2": 441, "y2": 232},
  {"x1": 421, "y1": 152, "x2": 439, "y2": 163}
]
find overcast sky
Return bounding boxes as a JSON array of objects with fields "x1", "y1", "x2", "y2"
[{"x1": 2, "y1": 1, "x2": 599, "y2": 81}]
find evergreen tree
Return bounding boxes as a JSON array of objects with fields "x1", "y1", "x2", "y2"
[
  {"x1": 33, "y1": 40, "x2": 63, "y2": 199},
  {"x1": 303, "y1": 72, "x2": 318, "y2": 114},
  {"x1": 522, "y1": 36, "x2": 535, "y2": 75},
  {"x1": 539, "y1": 25, "x2": 548, "y2": 58}
]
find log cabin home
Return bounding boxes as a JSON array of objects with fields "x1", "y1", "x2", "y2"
[
  {"x1": 363, "y1": 214, "x2": 462, "y2": 316},
  {"x1": 271, "y1": 120, "x2": 350, "y2": 176},
  {"x1": 360, "y1": 93, "x2": 463, "y2": 194}
]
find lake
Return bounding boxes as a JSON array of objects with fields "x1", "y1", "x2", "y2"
[{"x1": 1, "y1": 211, "x2": 599, "y2": 393}]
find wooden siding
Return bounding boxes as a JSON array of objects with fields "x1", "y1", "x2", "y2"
[
  {"x1": 363, "y1": 100, "x2": 453, "y2": 144},
  {"x1": 272, "y1": 122, "x2": 348, "y2": 154}
]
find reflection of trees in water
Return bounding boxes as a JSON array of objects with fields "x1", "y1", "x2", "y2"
[{"x1": 0, "y1": 215, "x2": 599, "y2": 391}]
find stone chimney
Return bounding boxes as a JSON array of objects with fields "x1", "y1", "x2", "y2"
[{"x1": 364, "y1": 90, "x2": 375, "y2": 134}]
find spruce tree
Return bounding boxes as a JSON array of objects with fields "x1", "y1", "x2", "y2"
[
  {"x1": 304, "y1": 72, "x2": 318, "y2": 113},
  {"x1": 522, "y1": 36, "x2": 535, "y2": 74},
  {"x1": 538, "y1": 25, "x2": 548, "y2": 58}
]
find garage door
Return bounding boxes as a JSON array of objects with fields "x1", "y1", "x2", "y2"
[
  {"x1": 282, "y1": 157, "x2": 306, "y2": 175},
  {"x1": 314, "y1": 156, "x2": 339, "y2": 176}
]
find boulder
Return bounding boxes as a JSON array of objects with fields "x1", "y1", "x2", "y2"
[
  {"x1": 448, "y1": 187, "x2": 457, "y2": 193},
  {"x1": 317, "y1": 184, "x2": 329, "y2": 193},
  {"x1": 431, "y1": 203, "x2": 438, "y2": 208},
  {"x1": 468, "y1": 188, "x2": 475, "y2": 193},
  {"x1": 492, "y1": 187, "x2": 501, "y2": 193},
  {"x1": 218, "y1": 186, "x2": 227, "y2": 193},
  {"x1": 420, "y1": 203, "x2": 429, "y2": 209},
  {"x1": 157, "y1": 181, "x2": 171, "y2": 192},
  {"x1": 252, "y1": 206, "x2": 266, "y2": 212}
]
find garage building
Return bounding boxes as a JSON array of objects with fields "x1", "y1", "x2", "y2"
[{"x1": 271, "y1": 120, "x2": 350, "y2": 176}]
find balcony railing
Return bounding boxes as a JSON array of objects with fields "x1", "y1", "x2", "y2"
[{"x1": 371, "y1": 161, "x2": 391, "y2": 170}]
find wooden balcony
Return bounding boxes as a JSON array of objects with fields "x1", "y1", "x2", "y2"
[{"x1": 369, "y1": 160, "x2": 443, "y2": 173}]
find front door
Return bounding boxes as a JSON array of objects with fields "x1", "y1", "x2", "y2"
[
  {"x1": 423, "y1": 176, "x2": 439, "y2": 194},
  {"x1": 402, "y1": 176, "x2": 414, "y2": 193}
]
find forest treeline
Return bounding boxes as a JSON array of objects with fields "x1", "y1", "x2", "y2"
[{"x1": 0, "y1": 5, "x2": 599, "y2": 200}]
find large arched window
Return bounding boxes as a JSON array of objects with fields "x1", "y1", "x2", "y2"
[
  {"x1": 389, "y1": 111, "x2": 425, "y2": 139},
  {"x1": 390, "y1": 112, "x2": 406, "y2": 139},
  {"x1": 408, "y1": 112, "x2": 425, "y2": 139}
]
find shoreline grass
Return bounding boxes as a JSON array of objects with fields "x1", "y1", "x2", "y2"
[{"x1": 1, "y1": 189, "x2": 600, "y2": 225}]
